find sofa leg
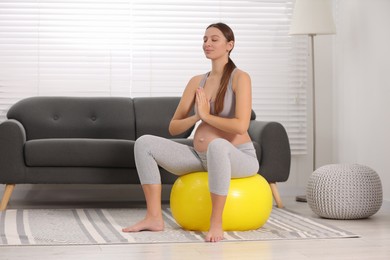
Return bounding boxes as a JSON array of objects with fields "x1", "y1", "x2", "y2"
[
  {"x1": 269, "y1": 183, "x2": 284, "y2": 208},
  {"x1": 0, "y1": 184, "x2": 15, "y2": 211}
]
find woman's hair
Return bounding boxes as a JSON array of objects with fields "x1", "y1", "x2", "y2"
[{"x1": 206, "y1": 23, "x2": 237, "y2": 115}]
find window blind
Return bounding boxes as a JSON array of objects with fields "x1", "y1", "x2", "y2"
[{"x1": 0, "y1": 0, "x2": 308, "y2": 154}]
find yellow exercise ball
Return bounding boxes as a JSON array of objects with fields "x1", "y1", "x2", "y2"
[{"x1": 170, "y1": 171, "x2": 273, "y2": 231}]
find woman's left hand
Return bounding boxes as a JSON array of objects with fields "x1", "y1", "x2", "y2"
[{"x1": 195, "y1": 87, "x2": 210, "y2": 120}]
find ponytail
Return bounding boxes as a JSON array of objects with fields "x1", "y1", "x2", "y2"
[{"x1": 214, "y1": 57, "x2": 236, "y2": 115}]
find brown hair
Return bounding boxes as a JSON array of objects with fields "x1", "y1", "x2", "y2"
[{"x1": 206, "y1": 23, "x2": 237, "y2": 115}]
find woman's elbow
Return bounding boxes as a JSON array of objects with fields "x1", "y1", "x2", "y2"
[
  {"x1": 169, "y1": 121, "x2": 181, "y2": 136},
  {"x1": 168, "y1": 122, "x2": 175, "y2": 136},
  {"x1": 168, "y1": 125, "x2": 176, "y2": 136},
  {"x1": 237, "y1": 128, "x2": 247, "y2": 135},
  {"x1": 235, "y1": 121, "x2": 250, "y2": 135},
  {"x1": 232, "y1": 125, "x2": 247, "y2": 135}
]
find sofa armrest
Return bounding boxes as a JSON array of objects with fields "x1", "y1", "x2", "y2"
[
  {"x1": 248, "y1": 120, "x2": 291, "y2": 183},
  {"x1": 0, "y1": 119, "x2": 27, "y2": 183}
]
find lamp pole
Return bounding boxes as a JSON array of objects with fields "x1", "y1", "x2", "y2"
[
  {"x1": 310, "y1": 34, "x2": 316, "y2": 173},
  {"x1": 296, "y1": 34, "x2": 316, "y2": 203}
]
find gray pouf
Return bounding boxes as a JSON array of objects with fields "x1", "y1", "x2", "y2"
[{"x1": 306, "y1": 164, "x2": 383, "y2": 219}]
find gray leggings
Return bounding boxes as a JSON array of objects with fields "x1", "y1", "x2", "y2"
[{"x1": 134, "y1": 135, "x2": 259, "y2": 195}]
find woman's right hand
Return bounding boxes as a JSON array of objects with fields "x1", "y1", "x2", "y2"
[{"x1": 169, "y1": 75, "x2": 203, "y2": 136}]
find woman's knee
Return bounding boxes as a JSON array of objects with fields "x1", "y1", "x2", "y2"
[
  {"x1": 135, "y1": 135, "x2": 157, "y2": 153},
  {"x1": 207, "y1": 138, "x2": 231, "y2": 154}
]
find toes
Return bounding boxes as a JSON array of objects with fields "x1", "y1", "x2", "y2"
[{"x1": 122, "y1": 227, "x2": 135, "y2": 232}]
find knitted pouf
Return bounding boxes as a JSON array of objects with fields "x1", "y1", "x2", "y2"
[{"x1": 306, "y1": 164, "x2": 383, "y2": 219}]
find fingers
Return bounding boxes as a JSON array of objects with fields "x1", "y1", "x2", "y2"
[
  {"x1": 195, "y1": 88, "x2": 210, "y2": 119},
  {"x1": 196, "y1": 87, "x2": 208, "y2": 104}
]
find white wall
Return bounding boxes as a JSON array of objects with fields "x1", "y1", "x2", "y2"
[{"x1": 332, "y1": 0, "x2": 390, "y2": 201}]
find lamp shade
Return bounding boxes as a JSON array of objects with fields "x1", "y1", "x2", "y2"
[{"x1": 289, "y1": 0, "x2": 336, "y2": 35}]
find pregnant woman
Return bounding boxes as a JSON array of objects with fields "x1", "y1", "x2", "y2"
[{"x1": 122, "y1": 22, "x2": 259, "y2": 243}]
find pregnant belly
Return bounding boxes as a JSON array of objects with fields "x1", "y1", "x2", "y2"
[{"x1": 193, "y1": 122, "x2": 250, "y2": 152}]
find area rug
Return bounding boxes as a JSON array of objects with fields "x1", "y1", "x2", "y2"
[{"x1": 0, "y1": 207, "x2": 358, "y2": 246}]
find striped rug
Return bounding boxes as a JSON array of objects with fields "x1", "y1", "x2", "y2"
[{"x1": 0, "y1": 207, "x2": 358, "y2": 246}]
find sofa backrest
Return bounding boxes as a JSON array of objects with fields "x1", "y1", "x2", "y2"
[
  {"x1": 133, "y1": 97, "x2": 193, "y2": 139},
  {"x1": 7, "y1": 97, "x2": 136, "y2": 140},
  {"x1": 7, "y1": 96, "x2": 251, "y2": 141}
]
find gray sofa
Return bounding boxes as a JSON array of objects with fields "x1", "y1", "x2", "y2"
[{"x1": 0, "y1": 96, "x2": 291, "y2": 210}]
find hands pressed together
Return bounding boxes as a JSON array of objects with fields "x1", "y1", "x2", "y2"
[{"x1": 195, "y1": 87, "x2": 211, "y2": 121}]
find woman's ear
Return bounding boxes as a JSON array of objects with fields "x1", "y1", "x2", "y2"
[{"x1": 227, "y1": 41, "x2": 234, "y2": 52}]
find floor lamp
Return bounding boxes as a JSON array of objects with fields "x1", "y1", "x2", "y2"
[{"x1": 289, "y1": 0, "x2": 336, "y2": 202}]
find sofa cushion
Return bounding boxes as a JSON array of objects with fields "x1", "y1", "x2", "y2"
[
  {"x1": 7, "y1": 97, "x2": 136, "y2": 141},
  {"x1": 133, "y1": 97, "x2": 194, "y2": 139},
  {"x1": 25, "y1": 139, "x2": 135, "y2": 168}
]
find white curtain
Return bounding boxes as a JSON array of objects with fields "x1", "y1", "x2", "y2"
[{"x1": 0, "y1": 0, "x2": 308, "y2": 154}]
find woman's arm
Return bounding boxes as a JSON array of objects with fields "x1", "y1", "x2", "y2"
[
  {"x1": 196, "y1": 70, "x2": 252, "y2": 135},
  {"x1": 169, "y1": 76, "x2": 202, "y2": 136}
]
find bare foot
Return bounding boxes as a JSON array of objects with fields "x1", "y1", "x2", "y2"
[
  {"x1": 205, "y1": 222, "x2": 224, "y2": 242},
  {"x1": 122, "y1": 217, "x2": 164, "y2": 232}
]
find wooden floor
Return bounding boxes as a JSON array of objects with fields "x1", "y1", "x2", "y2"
[{"x1": 1, "y1": 197, "x2": 389, "y2": 260}]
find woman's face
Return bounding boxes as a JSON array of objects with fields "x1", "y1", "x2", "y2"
[{"x1": 203, "y1": 27, "x2": 233, "y2": 60}]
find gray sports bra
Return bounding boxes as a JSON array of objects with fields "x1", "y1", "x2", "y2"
[{"x1": 198, "y1": 68, "x2": 237, "y2": 118}]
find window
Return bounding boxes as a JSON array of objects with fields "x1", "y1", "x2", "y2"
[{"x1": 0, "y1": 0, "x2": 307, "y2": 154}]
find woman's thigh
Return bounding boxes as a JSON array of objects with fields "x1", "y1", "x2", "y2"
[{"x1": 135, "y1": 135, "x2": 205, "y2": 176}]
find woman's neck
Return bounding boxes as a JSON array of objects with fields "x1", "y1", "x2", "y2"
[{"x1": 210, "y1": 57, "x2": 228, "y2": 76}]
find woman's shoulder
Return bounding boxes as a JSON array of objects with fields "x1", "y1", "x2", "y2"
[
  {"x1": 233, "y1": 68, "x2": 250, "y2": 79},
  {"x1": 232, "y1": 68, "x2": 251, "y2": 90},
  {"x1": 182, "y1": 74, "x2": 207, "y2": 94},
  {"x1": 187, "y1": 73, "x2": 208, "y2": 87},
  {"x1": 190, "y1": 73, "x2": 206, "y2": 82}
]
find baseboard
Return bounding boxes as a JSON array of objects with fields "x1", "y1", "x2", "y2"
[{"x1": 2, "y1": 184, "x2": 389, "y2": 209}]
